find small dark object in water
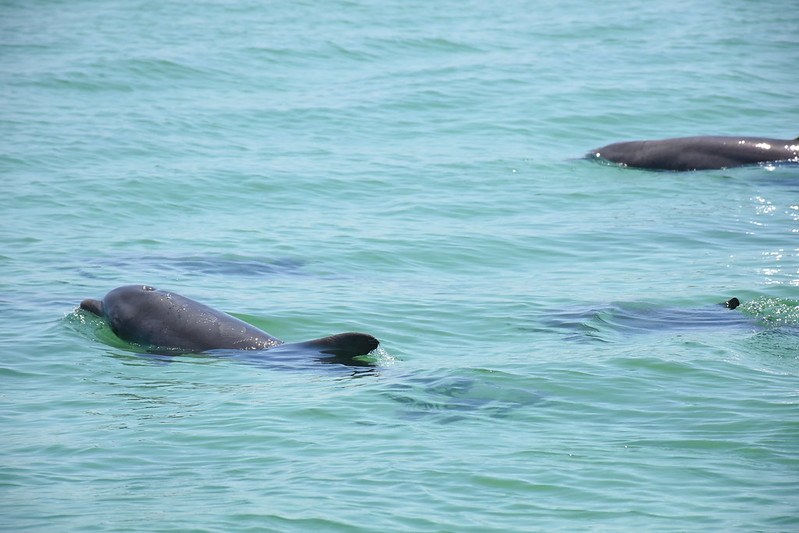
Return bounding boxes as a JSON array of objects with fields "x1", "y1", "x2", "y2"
[{"x1": 725, "y1": 297, "x2": 741, "y2": 310}]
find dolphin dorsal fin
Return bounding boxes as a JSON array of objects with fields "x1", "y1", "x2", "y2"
[{"x1": 298, "y1": 332, "x2": 379, "y2": 357}]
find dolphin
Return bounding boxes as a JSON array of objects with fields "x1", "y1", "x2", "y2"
[
  {"x1": 588, "y1": 135, "x2": 799, "y2": 171},
  {"x1": 541, "y1": 297, "x2": 749, "y2": 343},
  {"x1": 79, "y1": 285, "x2": 379, "y2": 364}
]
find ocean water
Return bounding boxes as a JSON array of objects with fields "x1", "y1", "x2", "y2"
[{"x1": 2, "y1": 0, "x2": 798, "y2": 531}]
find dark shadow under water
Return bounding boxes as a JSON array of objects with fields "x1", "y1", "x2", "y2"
[
  {"x1": 536, "y1": 297, "x2": 799, "y2": 345},
  {"x1": 73, "y1": 254, "x2": 308, "y2": 280},
  {"x1": 379, "y1": 369, "x2": 545, "y2": 424}
]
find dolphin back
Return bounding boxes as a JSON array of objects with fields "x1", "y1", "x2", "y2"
[{"x1": 590, "y1": 135, "x2": 799, "y2": 171}]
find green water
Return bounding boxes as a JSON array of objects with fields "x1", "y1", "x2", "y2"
[{"x1": 2, "y1": 0, "x2": 798, "y2": 531}]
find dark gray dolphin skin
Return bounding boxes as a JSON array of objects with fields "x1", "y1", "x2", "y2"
[
  {"x1": 589, "y1": 136, "x2": 799, "y2": 171},
  {"x1": 80, "y1": 285, "x2": 379, "y2": 362}
]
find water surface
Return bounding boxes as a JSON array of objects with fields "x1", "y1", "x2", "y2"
[{"x1": 2, "y1": 0, "x2": 798, "y2": 531}]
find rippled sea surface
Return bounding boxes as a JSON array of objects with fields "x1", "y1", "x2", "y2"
[{"x1": 2, "y1": 1, "x2": 798, "y2": 531}]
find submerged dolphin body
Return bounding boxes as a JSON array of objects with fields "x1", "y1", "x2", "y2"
[
  {"x1": 589, "y1": 136, "x2": 799, "y2": 171},
  {"x1": 542, "y1": 297, "x2": 749, "y2": 343},
  {"x1": 80, "y1": 285, "x2": 379, "y2": 365}
]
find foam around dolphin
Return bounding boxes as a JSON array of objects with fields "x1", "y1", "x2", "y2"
[
  {"x1": 588, "y1": 135, "x2": 799, "y2": 171},
  {"x1": 79, "y1": 285, "x2": 379, "y2": 364}
]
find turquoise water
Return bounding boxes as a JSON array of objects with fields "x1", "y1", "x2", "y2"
[{"x1": 2, "y1": 0, "x2": 799, "y2": 531}]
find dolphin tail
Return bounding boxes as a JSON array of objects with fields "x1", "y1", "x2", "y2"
[{"x1": 80, "y1": 298, "x2": 104, "y2": 316}]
